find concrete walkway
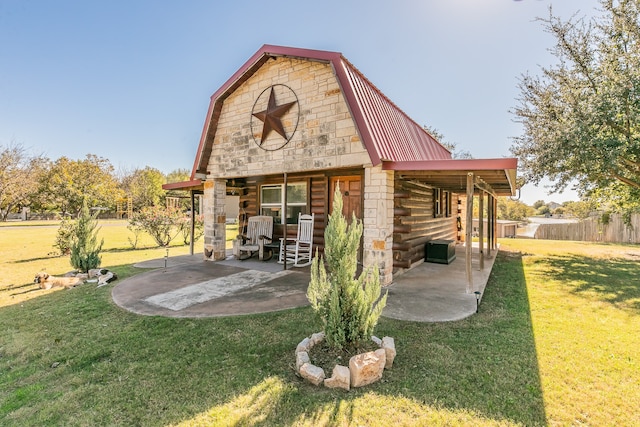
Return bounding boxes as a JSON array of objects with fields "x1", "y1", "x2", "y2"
[
  {"x1": 112, "y1": 244, "x2": 497, "y2": 322},
  {"x1": 383, "y1": 245, "x2": 495, "y2": 322}
]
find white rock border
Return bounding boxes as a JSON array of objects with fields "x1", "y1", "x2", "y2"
[{"x1": 296, "y1": 332, "x2": 396, "y2": 391}]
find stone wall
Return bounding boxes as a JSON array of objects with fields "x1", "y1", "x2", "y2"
[{"x1": 207, "y1": 57, "x2": 371, "y2": 178}]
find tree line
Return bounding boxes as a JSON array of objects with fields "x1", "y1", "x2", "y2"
[{"x1": 0, "y1": 143, "x2": 190, "y2": 221}]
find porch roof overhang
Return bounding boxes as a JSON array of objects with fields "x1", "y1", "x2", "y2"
[
  {"x1": 383, "y1": 157, "x2": 518, "y2": 197},
  {"x1": 162, "y1": 179, "x2": 204, "y2": 192}
]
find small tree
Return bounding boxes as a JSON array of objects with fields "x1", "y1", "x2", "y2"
[
  {"x1": 70, "y1": 200, "x2": 104, "y2": 272},
  {"x1": 129, "y1": 205, "x2": 182, "y2": 247},
  {"x1": 178, "y1": 214, "x2": 204, "y2": 245},
  {"x1": 307, "y1": 185, "x2": 387, "y2": 351}
]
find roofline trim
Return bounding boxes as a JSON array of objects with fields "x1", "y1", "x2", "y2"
[{"x1": 381, "y1": 157, "x2": 518, "y2": 171}]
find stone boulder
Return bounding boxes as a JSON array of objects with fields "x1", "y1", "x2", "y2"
[
  {"x1": 296, "y1": 351, "x2": 310, "y2": 371},
  {"x1": 381, "y1": 336, "x2": 396, "y2": 369},
  {"x1": 299, "y1": 363, "x2": 325, "y2": 386},
  {"x1": 296, "y1": 337, "x2": 311, "y2": 353},
  {"x1": 349, "y1": 348, "x2": 386, "y2": 388},
  {"x1": 324, "y1": 365, "x2": 350, "y2": 391}
]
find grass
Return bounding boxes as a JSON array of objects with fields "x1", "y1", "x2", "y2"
[{"x1": 0, "y1": 223, "x2": 638, "y2": 426}]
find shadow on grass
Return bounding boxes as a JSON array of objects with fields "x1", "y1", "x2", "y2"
[
  {"x1": 159, "y1": 251, "x2": 547, "y2": 426},
  {"x1": 11, "y1": 255, "x2": 58, "y2": 264},
  {"x1": 539, "y1": 254, "x2": 640, "y2": 313},
  {"x1": 0, "y1": 254, "x2": 547, "y2": 426}
]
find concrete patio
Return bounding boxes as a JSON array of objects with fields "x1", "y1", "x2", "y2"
[{"x1": 112, "y1": 243, "x2": 497, "y2": 322}]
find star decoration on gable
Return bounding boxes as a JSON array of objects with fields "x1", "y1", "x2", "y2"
[{"x1": 252, "y1": 86, "x2": 297, "y2": 144}]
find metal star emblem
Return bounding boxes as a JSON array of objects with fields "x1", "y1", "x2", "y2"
[{"x1": 252, "y1": 86, "x2": 297, "y2": 144}]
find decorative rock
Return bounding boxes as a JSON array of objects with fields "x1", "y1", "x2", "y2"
[
  {"x1": 296, "y1": 337, "x2": 311, "y2": 353},
  {"x1": 381, "y1": 336, "x2": 396, "y2": 369},
  {"x1": 300, "y1": 363, "x2": 325, "y2": 386},
  {"x1": 349, "y1": 348, "x2": 386, "y2": 387},
  {"x1": 296, "y1": 351, "x2": 310, "y2": 371},
  {"x1": 324, "y1": 364, "x2": 350, "y2": 391},
  {"x1": 371, "y1": 335, "x2": 382, "y2": 346},
  {"x1": 310, "y1": 332, "x2": 325, "y2": 346}
]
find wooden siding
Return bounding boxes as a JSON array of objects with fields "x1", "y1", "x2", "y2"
[
  {"x1": 235, "y1": 174, "x2": 330, "y2": 253},
  {"x1": 393, "y1": 179, "x2": 457, "y2": 269}
]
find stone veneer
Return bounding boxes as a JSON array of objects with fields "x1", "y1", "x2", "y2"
[
  {"x1": 363, "y1": 166, "x2": 395, "y2": 285},
  {"x1": 203, "y1": 179, "x2": 227, "y2": 261},
  {"x1": 200, "y1": 56, "x2": 397, "y2": 283},
  {"x1": 206, "y1": 57, "x2": 371, "y2": 179}
]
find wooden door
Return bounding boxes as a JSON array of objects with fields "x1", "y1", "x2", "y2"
[{"x1": 330, "y1": 176, "x2": 362, "y2": 221}]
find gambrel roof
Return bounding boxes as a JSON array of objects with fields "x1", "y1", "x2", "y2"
[
  {"x1": 182, "y1": 44, "x2": 517, "y2": 196},
  {"x1": 191, "y1": 45, "x2": 451, "y2": 174}
]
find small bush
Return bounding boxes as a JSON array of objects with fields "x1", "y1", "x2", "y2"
[
  {"x1": 307, "y1": 185, "x2": 387, "y2": 351},
  {"x1": 129, "y1": 205, "x2": 182, "y2": 247}
]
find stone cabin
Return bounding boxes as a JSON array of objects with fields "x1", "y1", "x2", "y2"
[{"x1": 164, "y1": 45, "x2": 518, "y2": 286}]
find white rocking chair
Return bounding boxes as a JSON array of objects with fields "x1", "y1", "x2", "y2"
[
  {"x1": 233, "y1": 215, "x2": 273, "y2": 260},
  {"x1": 279, "y1": 213, "x2": 314, "y2": 267}
]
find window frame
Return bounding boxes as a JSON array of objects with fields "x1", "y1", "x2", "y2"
[{"x1": 260, "y1": 181, "x2": 308, "y2": 224}]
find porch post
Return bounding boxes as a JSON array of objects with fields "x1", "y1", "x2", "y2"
[
  {"x1": 465, "y1": 172, "x2": 474, "y2": 293},
  {"x1": 486, "y1": 193, "x2": 493, "y2": 258},
  {"x1": 190, "y1": 190, "x2": 195, "y2": 256},
  {"x1": 494, "y1": 197, "x2": 498, "y2": 249},
  {"x1": 283, "y1": 172, "x2": 287, "y2": 270},
  {"x1": 479, "y1": 190, "x2": 484, "y2": 270},
  {"x1": 203, "y1": 178, "x2": 227, "y2": 261}
]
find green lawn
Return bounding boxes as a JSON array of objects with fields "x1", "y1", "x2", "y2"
[{"x1": 0, "y1": 223, "x2": 638, "y2": 426}]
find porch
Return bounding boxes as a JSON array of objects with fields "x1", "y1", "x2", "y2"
[{"x1": 112, "y1": 243, "x2": 496, "y2": 322}]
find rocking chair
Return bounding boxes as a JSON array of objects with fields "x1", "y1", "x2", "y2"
[
  {"x1": 279, "y1": 213, "x2": 315, "y2": 267},
  {"x1": 233, "y1": 215, "x2": 273, "y2": 260}
]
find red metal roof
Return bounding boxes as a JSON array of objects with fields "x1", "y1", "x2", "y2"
[
  {"x1": 336, "y1": 56, "x2": 451, "y2": 163},
  {"x1": 190, "y1": 44, "x2": 452, "y2": 178},
  {"x1": 179, "y1": 44, "x2": 517, "y2": 196}
]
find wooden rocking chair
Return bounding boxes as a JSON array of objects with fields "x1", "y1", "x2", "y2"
[
  {"x1": 279, "y1": 213, "x2": 314, "y2": 267},
  {"x1": 233, "y1": 215, "x2": 273, "y2": 260}
]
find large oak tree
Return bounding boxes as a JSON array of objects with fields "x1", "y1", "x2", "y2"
[
  {"x1": 36, "y1": 154, "x2": 122, "y2": 216},
  {"x1": 511, "y1": 0, "x2": 640, "y2": 209}
]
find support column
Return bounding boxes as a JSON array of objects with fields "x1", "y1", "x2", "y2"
[
  {"x1": 465, "y1": 172, "x2": 474, "y2": 293},
  {"x1": 363, "y1": 166, "x2": 394, "y2": 286},
  {"x1": 494, "y1": 197, "x2": 498, "y2": 250},
  {"x1": 190, "y1": 190, "x2": 195, "y2": 256},
  {"x1": 479, "y1": 190, "x2": 485, "y2": 270},
  {"x1": 487, "y1": 194, "x2": 493, "y2": 258},
  {"x1": 203, "y1": 178, "x2": 227, "y2": 261}
]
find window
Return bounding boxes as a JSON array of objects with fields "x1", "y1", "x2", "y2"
[
  {"x1": 260, "y1": 182, "x2": 308, "y2": 224},
  {"x1": 434, "y1": 189, "x2": 452, "y2": 218}
]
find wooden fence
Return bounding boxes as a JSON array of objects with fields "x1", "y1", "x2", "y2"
[{"x1": 534, "y1": 213, "x2": 640, "y2": 244}]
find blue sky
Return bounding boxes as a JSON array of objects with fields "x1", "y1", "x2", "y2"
[{"x1": 1, "y1": 0, "x2": 602, "y2": 205}]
